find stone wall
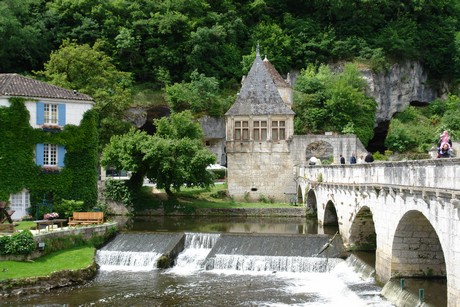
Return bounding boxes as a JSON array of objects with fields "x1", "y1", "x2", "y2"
[
  {"x1": 289, "y1": 134, "x2": 367, "y2": 166},
  {"x1": 299, "y1": 158, "x2": 460, "y2": 190},
  {"x1": 227, "y1": 149, "x2": 295, "y2": 201}
]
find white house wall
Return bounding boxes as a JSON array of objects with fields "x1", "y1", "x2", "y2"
[{"x1": 1, "y1": 97, "x2": 92, "y2": 127}]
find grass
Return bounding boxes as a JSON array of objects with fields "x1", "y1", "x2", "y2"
[
  {"x1": 14, "y1": 221, "x2": 36, "y2": 231},
  {"x1": 134, "y1": 183, "x2": 296, "y2": 211},
  {"x1": 0, "y1": 246, "x2": 95, "y2": 281}
]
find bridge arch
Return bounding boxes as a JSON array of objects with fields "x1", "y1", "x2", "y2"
[
  {"x1": 297, "y1": 185, "x2": 303, "y2": 205},
  {"x1": 349, "y1": 206, "x2": 376, "y2": 251},
  {"x1": 306, "y1": 188, "x2": 317, "y2": 216},
  {"x1": 323, "y1": 200, "x2": 338, "y2": 227},
  {"x1": 392, "y1": 210, "x2": 446, "y2": 278}
]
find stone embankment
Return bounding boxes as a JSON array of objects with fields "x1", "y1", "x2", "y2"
[
  {"x1": 0, "y1": 263, "x2": 98, "y2": 297},
  {"x1": 136, "y1": 207, "x2": 306, "y2": 217}
]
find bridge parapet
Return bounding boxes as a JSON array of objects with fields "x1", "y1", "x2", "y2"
[{"x1": 299, "y1": 158, "x2": 460, "y2": 191}]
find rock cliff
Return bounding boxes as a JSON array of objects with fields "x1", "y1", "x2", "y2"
[{"x1": 360, "y1": 61, "x2": 442, "y2": 123}]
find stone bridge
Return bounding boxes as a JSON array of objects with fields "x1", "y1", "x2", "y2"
[{"x1": 296, "y1": 158, "x2": 460, "y2": 306}]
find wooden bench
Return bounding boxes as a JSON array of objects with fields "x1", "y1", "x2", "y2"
[{"x1": 68, "y1": 212, "x2": 104, "y2": 226}]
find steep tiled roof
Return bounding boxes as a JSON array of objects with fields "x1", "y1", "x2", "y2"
[
  {"x1": 263, "y1": 56, "x2": 290, "y2": 88},
  {"x1": 225, "y1": 50, "x2": 294, "y2": 116},
  {"x1": 0, "y1": 74, "x2": 94, "y2": 102}
]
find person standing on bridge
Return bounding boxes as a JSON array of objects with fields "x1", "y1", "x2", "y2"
[
  {"x1": 350, "y1": 153, "x2": 357, "y2": 164},
  {"x1": 364, "y1": 152, "x2": 374, "y2": 163},
  {"x1": 340, "y1": 155, "x2": 345, "y2": 164}
]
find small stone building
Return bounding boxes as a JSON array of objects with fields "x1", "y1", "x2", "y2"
[{"x1": 225, "y1": 48, "x2": 366, "y2": 202}]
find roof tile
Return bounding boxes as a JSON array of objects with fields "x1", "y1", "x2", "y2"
[{"x1": 0, "y1": 74, "x2": 93, "y2": 102}]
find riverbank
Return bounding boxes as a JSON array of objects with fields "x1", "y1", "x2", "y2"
[
  {"x1": 136, "y1": 206, "x2": 307, "y2": 217},
  {"x1": 0, "y1": 223, "x2": 117, "y2": 297},
  {"x1": 0, "y1": 246, "x2": 98, "y2": 297}
]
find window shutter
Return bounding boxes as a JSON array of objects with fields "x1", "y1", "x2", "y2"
[
  {"x1": 58, "y1": 104, "x2": 66, "y2": 126},
  {"x1": 36, "y1": 144, "x2": 44, "y2": 166},
  {"x1": 37, "y1": 102, "x2": 44, "y2": 125},
  {"x1": 58, "y1": 146, "x2": 66, "y2": 167}
]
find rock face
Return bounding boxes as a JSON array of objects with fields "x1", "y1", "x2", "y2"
[{"x1": 360, "y1": 61, "x2": 441, "y2": 123}]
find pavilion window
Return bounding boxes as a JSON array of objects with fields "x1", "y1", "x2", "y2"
[
  {"x1": 253, "y1": 121, "x2": 267, "y2": 141},
  {"x1": 235, "y1": 121, "x2": 249, "y2": 140},
  {"x1": 272, "y1": 121, "x2": 286, "y2": 141}
]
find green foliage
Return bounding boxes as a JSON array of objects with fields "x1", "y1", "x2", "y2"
[
  {"x1": 385, "y1": 119, "x2": 418, "y2": 152},
  {"x1": 209, "y1": 169, "x2": 226, "y2": 180},
  {"x1": 2, "y1": 0, "x2": 459, "y2": 88},
  {"x1": 54, "y1": 199, "x2": 85, "y2": 219},
  {"x1": 372, "y1": 151, "x2": 389, "y2": 161},
  {"x1": 293, "y1": 64, "x2": 377, "y2": 146},
  {"x1": 385, "y1": 94, "x2": 460, "y2": 153},
  {"x1": 102, "y1": 111, "x2": 216, "y2": 196},
  {"x1": 35, "y1": 40, "x2": 133, "y2": 147},
  {"x1": 0, "y1": 246, "x2": 95, "y2": 281},
  {"x1": 165, "y1": 71, "x2": 231, "y2": 117},
  {"x1": 0, "y1": 98, "x2": 98, "y2": 209},
  {"x1": 104, "y1": 179, "x2": 133, "y2": 206},
  {"x1": 0, "y1": 230, "x2": 35, "y2": 255}
]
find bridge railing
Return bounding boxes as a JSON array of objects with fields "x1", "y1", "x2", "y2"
[{"x1": 299, "y1": 158, "x2": 460, "y2": 191}]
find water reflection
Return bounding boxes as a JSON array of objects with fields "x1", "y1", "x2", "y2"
[{"x1": 116, "y1": 215, "x2": 338, "y2": 235}]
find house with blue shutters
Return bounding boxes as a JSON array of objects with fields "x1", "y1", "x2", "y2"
[{"x1": 0, "y1": 74, "x2": 95, "y2": 220}]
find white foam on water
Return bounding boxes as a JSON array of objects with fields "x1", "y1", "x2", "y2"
[{"x1": 96, "y1": 250, "x2": 161, "y2": 271}]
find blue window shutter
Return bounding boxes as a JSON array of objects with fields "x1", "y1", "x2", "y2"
[
  {"x1": 36, "y1": 144, "x2": 44, "y2": 166},
  {"x1": 58, "y1": 146, "x2": 66, "y2": 167},
  {"x1": 37, "y1": 102, "x2": 44, "y2": 125},
  {"x1": 58, "y1": 104, "x2": 66, "y2": 126}
]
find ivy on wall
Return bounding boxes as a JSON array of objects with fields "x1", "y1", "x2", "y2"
[{"x1": 0, "y1": 98, "x2": 98, "y2": 209}]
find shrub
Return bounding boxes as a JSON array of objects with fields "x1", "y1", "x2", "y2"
[
  {"x1": 0, "y1": 230, "x2": 35, "y2": 255},
  {"x1": 258, "y1": 194, "x2": 268, "y2": 203},
  {"x1": 54, "y1": 199, "x2": 85, "y2": 218},
  {"x1": 104, "y1": 179, "x2": 133, "y2": 206},
  {"x1": 373, "y1": 152, "x2": 389, "y2": 161}
]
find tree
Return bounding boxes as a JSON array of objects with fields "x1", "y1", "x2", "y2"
[
  {"x1": 293, "y1": 64, "x2": 377, "y2": 146},
  {"x1": 0, "y1": 0, "x2": 52, "y2": 72},
  {"x1": 101, "y1": 111, "x2": 215, "y2": 196},
  {"x1": 165, "y1": 70, "x2": 232, "y2": 117},
  {"x1": 35, "y1": 40, "x2": 134, "y2": 147}
]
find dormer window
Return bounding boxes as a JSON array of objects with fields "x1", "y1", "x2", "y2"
[
  {"x1": 235, "y1": 121, "x2": 249, "y2": 140},
  {"x1": 272, "y1": 120, "x2": 285, "y2": 141},
  {"x1": 254, "y1": 121, "x2": 267, "y2": 141}
]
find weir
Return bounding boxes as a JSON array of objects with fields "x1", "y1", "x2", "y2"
[
  {"x1": 205, "y1": 233, "x2": 344, "y2": 258},
  {"x1": 203, "y1": 233, "x2": 344, "y2": 272},
  {"x1": 96, "y1": 233, "x2": 184, "y2": 271},
  {"x1": 95, "y1": 232, "x2": 345, "y2": 272}
]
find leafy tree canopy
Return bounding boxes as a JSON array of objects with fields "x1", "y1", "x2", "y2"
[
  {"x1": 101, "y1": 111, "x2": 215, "y2": 196},
  {"x1": 35, "y1": 40, "x2": 134, "y2": 147},
  {"x1": 165, "y1": 70, "x2": 233, "y2": 117},
  {"x1": 293, "y1": 63, "x2": 377, "y2": 146}
]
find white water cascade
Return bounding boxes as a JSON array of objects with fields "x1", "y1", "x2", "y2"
[
  {"x1": 168, "y1": 232, "x2": 220, "y2": 275},
  {"x1": 96, "y1": 233, "x2": 183, "y2": 271},
  {"x1": 96, "y1": 250, "x2": 162, "y2": 272},
  {"x1": 209, "y1": 254, "x2": 342, "y2": 273}
]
